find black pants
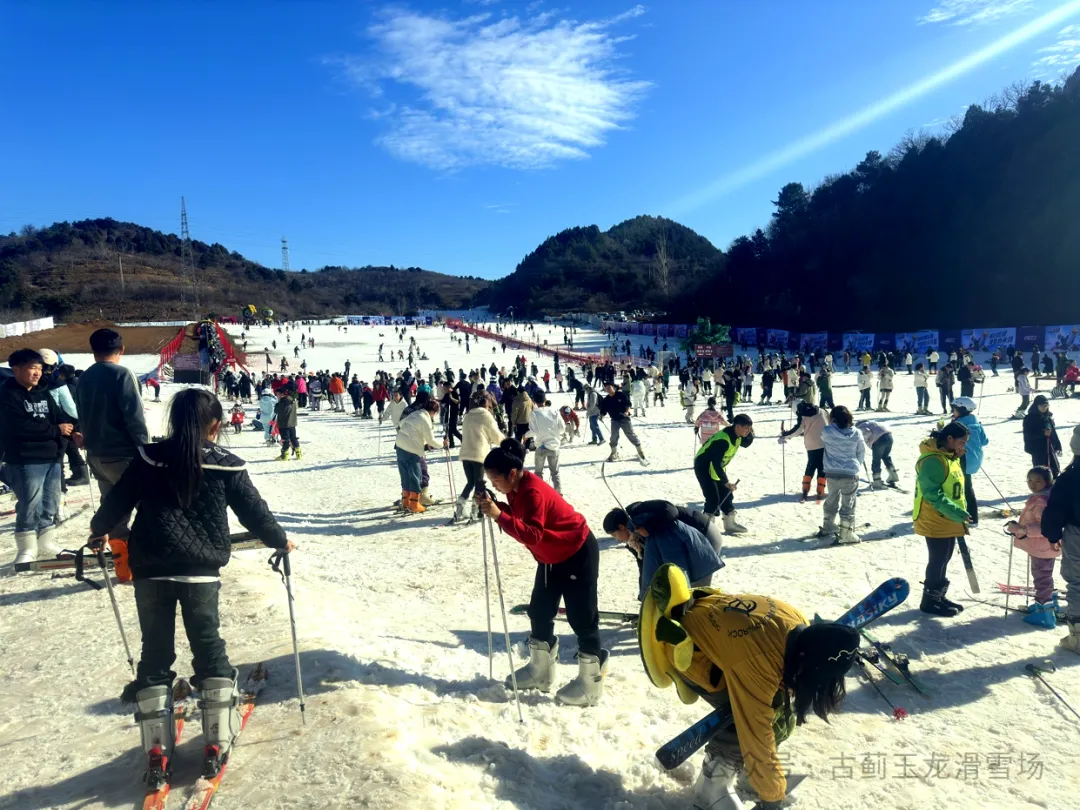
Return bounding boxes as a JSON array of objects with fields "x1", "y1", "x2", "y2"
[
  {"x1": 460, "y1": 459, "x2": 485, "y2": 500},
  {"x1": 819, "y1": 391, "x2": 834, "y2": 409},
  {"x1": 803, "y1": 447, "x2": 825, "y2": 478},
  {"x1": 279, "y1": 426, "x2": 299, "y2": 451},
  {"x1": 960, "y1": 454, "x2": 978, "y2": 524},
  {"x1": 858, "y1": 389, "x2": 871, "y2": 409},
  {"x1": 134, "y1": 579, "x2": 231, "y2": 689},
  {"x1": 65, "y1": 442, "x2": 86, "y2": 474},
  {"x1": 528, "y1": 533, "x2": 601, "y2": 657},
  {"x1": 1030, "y1": 447, "x2": 1061, "y2": 478},
  {"x1": 695, "y1": 458, "x2": 733, "y2": 515},
  {"x1": 514, "y1": 424, "x2": 529, "y2": 443},
  {"x1": 723, "y1": 396, "x2": 735, "y2": 422},
  {"x1": 939, "y1": 386, "x2": 953, "y2": 412},
  {"x1": 924, "y1": 537, "x2": 957, "y2": 587},
  {"x1": 447, "y1": 408, "x2": 462, "y2": 447}
]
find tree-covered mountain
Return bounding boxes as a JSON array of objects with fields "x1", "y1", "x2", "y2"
[
  {"x1": 488, "y1": 215, "x2": 722, "y2": 316},
  {"x1": 0, "y1": 219, "x2": 490, "y2": 321}
]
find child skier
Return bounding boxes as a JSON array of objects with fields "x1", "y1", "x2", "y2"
[
  {"x1": 820, "y1": 405, "x2": 866, "y2": 544},
  {"x1": 87, "y1": 388, "x2": 292, "y2": 781},
  {"x1": 913, "y1": 363, "x2": 930, "y2": 414},
  {"x1": 1006, "y1": 466, "x2": 1061, "y2": 628},
  {"x1": 694, "y1": 414, "x2": 754, "y2": 534},
  {"x1": 694, "y1": 397, "x2": 728, "y2": 445},
  {"x1": 559, "y1": 405, "x2": 580, "y2": 444},
  {"x1": 229, "y1": 403, "x2": 245, "y2": 434},
  {"x1": 1042, "y1": 425, "x2": 1080, "y2": 652},
  {"x1": 1015, "y1": 367, "x2": 1032, "y2": 418},
  {"x1": 951, "y1": 397, "x2": 988, "y2": 525},
  {"x1": 856, "y1": 366, "x2": 873, "y2": 411},
  {"x1": 681, "y1": 378, "x2": 698, "y2": 424},
  {"x1": 856, "y1": 419, "x2": 899, "y2": 490},
  {"x1": 526, "y1": 393, "x2": 564, "y2": 494},
  {"x1": 273, "y1": 387, "x2": 301, "y2": 460},
  {"x1": 258, "y1": 389, "x2": 276, "y2": 445},
  {"x1": 876, "y1": 364, "x2": 894, "y2": 412},
  {"x1": 781, "y1": 401, "x2": 829, "y2": 502}
]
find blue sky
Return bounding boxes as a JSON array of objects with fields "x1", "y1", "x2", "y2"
[{"x1": 2, "y1": 0, "x2": 1079, "y2": 279}]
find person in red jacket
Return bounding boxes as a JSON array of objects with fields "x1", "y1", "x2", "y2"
[{"x1": 478, "y1": 438, "x2": 607, "y2": 707}]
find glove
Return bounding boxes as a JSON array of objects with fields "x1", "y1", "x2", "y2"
[{"x1": 777, "y1": 436, "x2": 787, "y2": 445}]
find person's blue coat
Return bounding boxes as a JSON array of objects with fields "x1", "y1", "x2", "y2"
[
  {"x1": 957, "y1": 413, "x2": 988, "y2": 475},
  {"x1": 639, "y1": 520, "x2": 724, "y2": 599}
]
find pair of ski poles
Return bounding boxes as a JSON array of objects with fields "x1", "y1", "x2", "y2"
[
  {"x1": 477, "y1": 495, "x2": 524, "y2": 723},
  {"x1": 91, "y1": 529, "x2": 308, "y2": 725}
]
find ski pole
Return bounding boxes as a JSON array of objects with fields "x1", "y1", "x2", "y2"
[
  {"x1": 480, "y1": 514, "x2": 494, "y2": 681},
  {"x1": 444, "y1": 448, "x2": 457, "y2": 501},
  {"x1": 1024, "y1": 661, "x2": 1080, "y2": 722},
  {"x1": 1003, "y1": 524, "x2": 1016, "y2": 619},
  {"x1": 980, "y1": 468, "x2": 1018, "y2": 515},
  {"x1": 91, "y1": 541, "x2": 135, "y2": 674},
  {"x1": 485, "y1": 514, "x2": 524, "y2": 723},
  {"x1": 270, "y1": 550, "x2": 306, "y2": 725},
  {"x1": 780, "y1": 421, "x2": 786, "y2": 495}
]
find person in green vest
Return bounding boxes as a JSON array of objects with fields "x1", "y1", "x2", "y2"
[
  {"x1": 913, "y1": 421, "x2": 971, "y2": 617},
  {"x1": 694, "y1": 414, "x2": 754, "y2": 536}
]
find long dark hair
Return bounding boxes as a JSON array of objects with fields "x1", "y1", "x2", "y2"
[
  {"x1": 783, "y1": 623, "x2": 860, "y2": 725},
  {"x1": 484, "y1": 438, "x2": 526, "y2": 476},
  {"x1": 166, "y1": 389, "x2": 223, "y2": 507},
  {"x1": 930, "y1": 420, "x2": 968, "y2": 448}
]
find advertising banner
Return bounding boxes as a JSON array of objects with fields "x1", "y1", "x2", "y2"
[
  {"x1": 798, "y1": 331, "x2": 828, "y2": 352},
  {"x1": 961, "y1": 327, "x2": 1015, "y2": 352},
  {"x1": 842, "y1": 332, "x2": 875, "y2": 353},
  {"x1": 1015, "y1": 326, "x2": 1041, "y2": 351},
  {"x1": 641, "y1": 323, "x2": 655, "y2": 336},
  {"x1": 765, "y1": 329, "x2": 789, "y2": 349},
  {"x1": 895, "y1": 331, "x2": 940, "y2": 352},
  {"x1": 734, "y1": 327, "x2": 758, "y2": 347},
  {"x1": 874, "y1": 334, "x2": 894, "y2": 351},
  {"x1": 939, "y1": 330, "x2": 962, "y2": 350},
  {"x1": 656, "y1": 324, "x2": 669, "y2": 338},
  {"x1": 1045, "y1": 325, "x2": 1080, "y2": 352},
  {"x1": 629, "y1": 322, "x2": 641, "y2": 335},
  {"x1": 674, "y1": 324, "x2": 689, "y2": 338}
]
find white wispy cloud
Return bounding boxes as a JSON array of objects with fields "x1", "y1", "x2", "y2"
[
  {"x1": 669, "y1": 0, "x2": 1080, "y2": 215},
  {"x1": 483, "y1": 202, "x2": 517, "y2": 214},
  {"x1": 919, "y1": 0, "x2": 1035, "y2": 25},
  {"x1": 1033, "y1": 23, "x2": 1080, "y2": 73},
  {"x1": 337, "y1": 5, "x2": 651, "y2": 171}
]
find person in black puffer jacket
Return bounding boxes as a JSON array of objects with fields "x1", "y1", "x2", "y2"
[
  {"x1": 89, "y1": 388, "x2": 291, "y2": 731},
  {"x1": 1023, "y1": 395, "x2": 1063, "y2": 477}
]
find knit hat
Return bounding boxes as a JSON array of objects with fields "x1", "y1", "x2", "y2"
[{"x1": 1071, "y1": 425, "x2": 1080, "y2": 457}]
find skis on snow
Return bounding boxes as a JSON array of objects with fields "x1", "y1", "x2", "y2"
[
  {"x1": 655, "y1": 578, "x2": 910, "y2": 770},
  {"x1": 143, "y1": 680, "x2": 196, "y2": 810}
]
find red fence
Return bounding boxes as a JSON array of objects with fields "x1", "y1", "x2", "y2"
[
  {"x1": 158, "y1": 326, "x2": 187, "y2": 378},
  {"x1": 446, "y1": 319, "x2": 605, "y2": 366}
]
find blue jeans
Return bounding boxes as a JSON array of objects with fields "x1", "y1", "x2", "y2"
[
  {"x1": 8, "y1": 462, "x2": 61, "y2": 534},
  {"x1": 396, "y1": 446, "x2": 422, "y2": 492},
  {"x1": 589, "y1": 414, "x2": 604, "y2": 443}
]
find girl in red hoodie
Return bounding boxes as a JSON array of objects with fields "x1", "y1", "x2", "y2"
[{"x1": 478, "y1": 438, "x2": 607, "y2": 706}]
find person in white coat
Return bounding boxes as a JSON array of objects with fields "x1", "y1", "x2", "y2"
[
  {"x1": 382, "y1": 390, "x2": 408, "y2": 430},
  {"x1": 681, "y1": 379, "x2": 698, "y2": 424},
  {"x1": 857, "y1": 366, "x2": 873, "y2": 411},
  {"x1": 526, "y1": 392, "x2": 564, "y2": 493},
  {"x1": 913, "y1": 363, "x2": 931, "y2": 414},
  {"x1": 455, "y1": 391, "x2": 505, "y2": 522},
  {"x1": 877, "y1": 364, "x2": 895, "y2": 412}
]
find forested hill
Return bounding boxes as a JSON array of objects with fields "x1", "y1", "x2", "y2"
[
  {"x1": 0, "y1": 219, "x2": 491, "y2": 321},
  {"x1": 488, "y1": 215, "x2": 723, "y2": 316}
]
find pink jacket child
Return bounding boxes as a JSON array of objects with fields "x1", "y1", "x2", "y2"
[
  {"x1": 694, "y1": 405, "x2": 728, "y2": 444},
  {"x1": 1006, "y1": 471, "x2": 1060, "y2": 608}
]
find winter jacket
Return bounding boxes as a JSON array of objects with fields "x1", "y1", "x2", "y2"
[
  {"x1": 74, "y1": 360, "x2": 148, "y2": 459},
  {"x1": 230, "y1": 409, "x2": 245, "y2": 425},
  {"x1": 1042, "y1": 460, "x2": 1080, "y2": 544},
  {"x1": 955, "y1": 414, "x2": 988, "y2": 475},
  {"x1": 1009, "y1": 489, "x2": 1059, "y2": 559},
  {"x1": 526, "y1": 406, "x2": 563, "y2": 452},
  {"x1": 329, "y1": 376, "x2": 345, "y2": 395},
  {"x1": 295, "y1": 377, "x2": 307, "y2": 394},
  {"x1": 273, "y1": 396, "x2": 297, "y2": 429},
  {"x1": 663, "y1": 592, "x2": 807, "y2": 804},
  {"x1": 937, "y1": 368, "x2": 955, "y2": 390},
  {"x1": 639, "y1": 519, "x2": 724, "y2": 600},
  {"x1": 855, "y1": 420, "x2": 890, "y2": 448},
  {"x1": 259, "y1": 393, "x2": 276, "y2": 422},
  {"x1": 460, "y1": 408, "x2": 505, "y2": 464},
  {"x1": 511, "y1": 391, "x2": 534, "y2": 426},
  {"x1": 600, "y1": 391, "x2": 632, "y2": 420},
  {"x1": 494, "y1": 470, "x2": 590, "y2": 565},
  {"x1": 695, "y1": 408, "x2": 727, "y2": 444},
  {"x1": 695, "y1": 426, "x2": 753, "y2": 484},
  {"x1": 913, "y1": 437, "x2": 969, "y2": 537},
  {"x1": 585, "y1": 388, "x2": 601, "y2": 417},
  {"x1": 48, "y1": 378, "x2": 78, "y2": 420},
  {"x1": 821, "y1": 424, "x2": 865, "y2": 477},
  {"x1": 631, "y1": 380, "x2": 647, "y2": 407},
  {"x1": 857, "y1": 371, "x2": 872, "y2": 391},
  {"x1": 0, "y1": 377, "x2": 73, "y2": 464},
  {"x1": 794, "y1": 379, "x2": 816, "y2": 405},
  {"x1": 681, "y1": 382, "x2": 697, "y2": 408},
  {"x1": 89, "y1": 442, "x2": 287, "y2": 580},
  {"x1": 913, "y1": 370, "x2": 929, "y2": 388},
  {"x1": 1017, "y1": 373, "x2": 1031, "y2": 396},
  {"x1": 1023, "y1": 407, "x2": 1061, "y2": 456},
  {"x1": 878, "y1": 367, "x2": 894, "y2": 391},
  {"x1": 790, "y1": 411, "x2": 828, "y2": 451},
  {"x1": 396, "y1": 410, "x2": 437, "y2": 456},
  {"x1": 816, "y1": 372, "x2": 831, "y2": 398},
  {"x1": 384, "y1": 397, "x2": 408, "y2": 428}
]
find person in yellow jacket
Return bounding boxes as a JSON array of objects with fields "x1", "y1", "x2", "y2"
[
  {"x1": 639, "y1": 564, "x2": 858, "y2": 810},
  {"x1": 913, "y1": 421, "x2": 971, "y2": 616}
]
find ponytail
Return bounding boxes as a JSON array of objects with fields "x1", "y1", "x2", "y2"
[
  {"x1": 930, "y1": 420, "x2": 968, "y2": 447},
  {"x1": 166, "y1": 389, "x2": 223, "y2": 507},
  {"x1": 484, "y1": 438, "x2": 526, "y2": 476}
]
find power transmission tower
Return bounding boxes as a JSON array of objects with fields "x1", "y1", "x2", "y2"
[
  {"x1": 281, "y1": 236, "x2": 291, "y2": 272},
  {"x1": 180, "y1": 197, "x2": 199, "y2": 319}
]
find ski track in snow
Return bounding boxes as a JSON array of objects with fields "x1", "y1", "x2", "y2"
[{"x1": 1, "y1": 324, "x2": 1077, "y2": 810}]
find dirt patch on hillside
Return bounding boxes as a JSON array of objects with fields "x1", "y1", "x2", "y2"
[{"x1": 0, "y1": 321, "x2": 189, "y2": 359}]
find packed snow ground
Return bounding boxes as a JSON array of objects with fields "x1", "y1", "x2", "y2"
[{"x1": 1, "y1": 323, "x2": 1078, "y2": 810}]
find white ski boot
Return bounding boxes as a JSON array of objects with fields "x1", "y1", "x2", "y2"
[
  {"x1": 692, "y1": 752, "x2": 743, "y2": 810},
  {"x1": 871, "y1": 477, "x2": 887, "y2": 491},
  {"x1": 1013, "y1": 408, "x2": 1026, "y2": 419},
  {"x1": 606, "y1": 447, "x2": 619, "y2": 463},
  {"x1": 452, "y1": 495, "x2": 468, "y2": 523},
  {"x1": 419, "y1": 488, "x2": 439, "y2": 507},
  {"x1": 722, "y1": 512, "x2": 748, "y2": 535},
  {"x1": 506, "y1": 637, "x2": 558, "y2": 692},
  {"x1": 13, "y1": 531, "x2": 36, "y2": 566},
  {"x1": 818, "y1": 517, "x2": 839, "y2": 537},
  {"x1": 636, "y1": 445, "x2": 649, "y2": 467},
  {"x1": 136, "y1": 684, "x2": 177, "y2": 782},
  {"x1": 1060, "y1": 620, "x2": 1080, "y2": 655},
  {"x1": 887, "y1": 466, "x2": 900, "y2": 486},
  {"x1": 36, "y1": 526, "x2": 60, "y2": 560},
  {"x1": 838, "y1": 518, "x2": 862, "y2": 545},
  {"x1": 554, "y1": 650, "x2": 609, "y2": 707},
  {"x1": 199, "y1": 668, "x2": 243, "y2": 768}
]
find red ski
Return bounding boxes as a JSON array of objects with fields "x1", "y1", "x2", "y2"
[{"x1": 143, "y1": 680, "x2": 195, "y2": 810}]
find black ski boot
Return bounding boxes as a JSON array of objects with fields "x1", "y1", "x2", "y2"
[
  {"x1": 939, "y1": 579, "x2": 964, "y2": 614},
  {"x1": 920, "y1": 582, "x2": 960, "y2": 617}
]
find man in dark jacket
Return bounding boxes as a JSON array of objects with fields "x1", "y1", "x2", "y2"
[
  {"x1": 441, "y1": 382, "x2": 462, "y2": 448},
  {"x1": 957, "y1": 362, "x2": 975, "y2": 398},
  {"x1": 274, "y1": 388, "x2": 300, "y2": 460},
  {"x1": 72, "y1": 329, "x2": 147, "y2": 543},
  {"x1": 1041, "y1": 425, "x2": 1080, "y2": 654},
  {"x1": 1, "y1": 349, "x2": 75, "y2": 564},
  {"x1": 600, "y1": 382, "x2": 647, "y2": 465}
]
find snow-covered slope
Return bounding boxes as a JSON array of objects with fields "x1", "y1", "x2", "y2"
[{"x1": 0, "y1": 322, "x2": 1076, "y2": 810}]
